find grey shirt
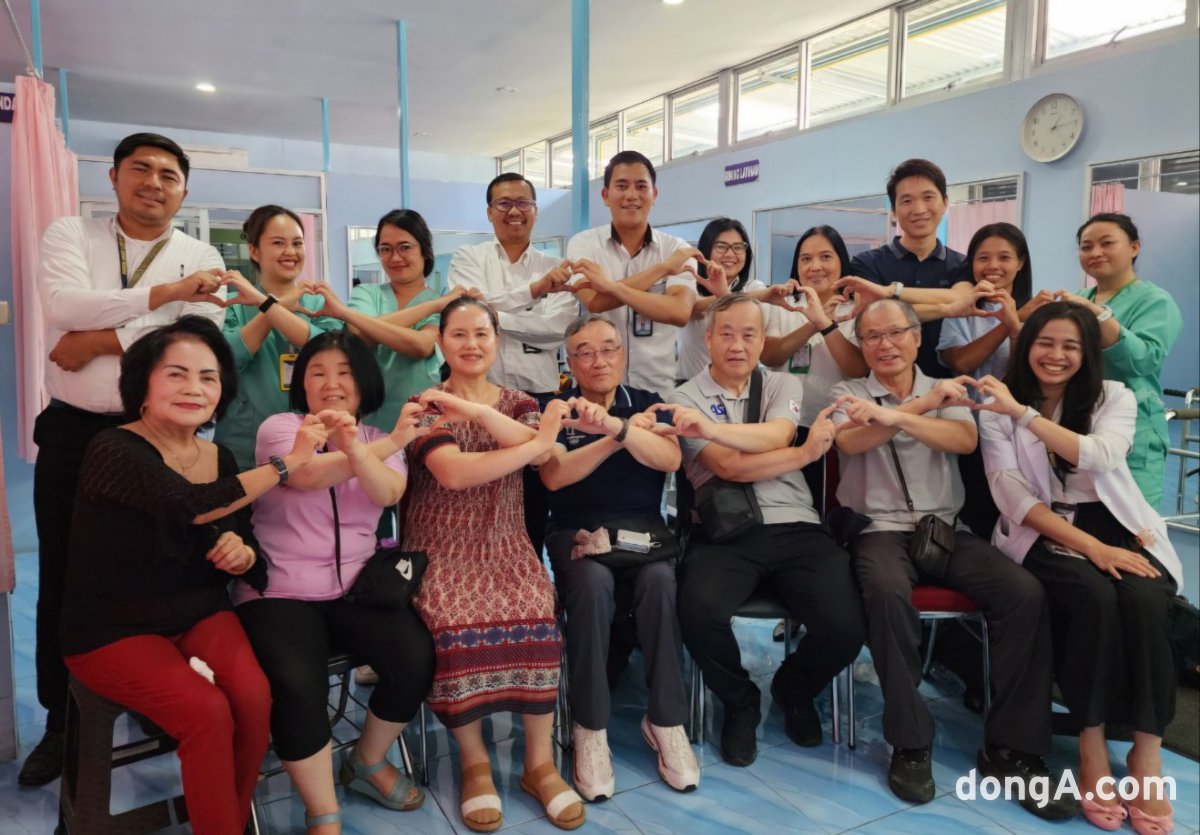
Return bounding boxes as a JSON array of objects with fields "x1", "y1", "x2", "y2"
[
  {"x1": 670, "y1": 368, "x2": 819, "y2": 526},
  {"x1": 831, "y1": 368, "x2": 972, "y2": 532}
]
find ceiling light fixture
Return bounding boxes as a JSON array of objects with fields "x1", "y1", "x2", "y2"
[
  {"x1": 195, "y1": 82, "x2": 216, "y2": 93},
  {"x1": 662, "y1": 0, "x2": 685, "y2": 5},
  {"x1": 496, "y1": 86, "x2": 518, "y2": 94}
]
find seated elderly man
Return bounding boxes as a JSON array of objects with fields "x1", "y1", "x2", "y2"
[
  {"x1": 663, "y1": 294, "x2": 865, "y2": 767},
  {"x1": 540, "y1": 314, "x2": 699, "y2": 800},
  {"x1": 831, "y1": 299, "x2": 1072, "y2": 819}
]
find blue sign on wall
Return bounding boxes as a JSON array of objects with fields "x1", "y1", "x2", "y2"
[
  {"x1": 724, "y1": 159, "x2": 759, "y2": 187},
  {"x1": 0, "y1": 91, "x2": 14, "y2": 124}
]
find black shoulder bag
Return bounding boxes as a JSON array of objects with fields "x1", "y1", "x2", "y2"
[
  {"x1": 693, "y1": 369, "x2": 765, "y2": 543},
  {"x1": 330, "y1": 486, "x2": 428, "y2": 609}
]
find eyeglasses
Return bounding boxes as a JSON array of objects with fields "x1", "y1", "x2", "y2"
[
  {"x1": 710, "y1": 242, "x2": 749, "y2": 255},
  {"x1": 569, "y1": 346, "x2": 622, "y2": 365},
  {"x1": 490, "y1": 198, "x2": 536, "y2": 213},
  {"x1": 376, "y1": 242, "x2": 418, "y2": 259},
  {"x1": 861, "y1": 326, "x2": 917, "y2": 347}
]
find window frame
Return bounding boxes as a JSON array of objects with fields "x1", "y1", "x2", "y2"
[
  {"x1": 733, "y1": 46, "x2": 802, "y2": 143},
  {"x1": 667, "y1": 76, "x2": 722, "y2": 161}
]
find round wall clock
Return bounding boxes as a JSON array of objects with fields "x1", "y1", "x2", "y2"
[{"x1": 1021, "y1": 93, "x2": 1084, "y2": 163}]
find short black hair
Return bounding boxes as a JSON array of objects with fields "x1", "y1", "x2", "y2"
[
  {"x1": 886, "y1": 158, "x2": 947, "y2": 207},
  {"x1": 697, "y1": 218, "x2": 753, "y2": 294},
  {"x1": 242, "y1": 204, "x2": 304, "y2": 270},
  {"x1": 119, "y1": 316, "x2": 236, "y2": 423},
  {"x1": 1077, "y1": 212, "x2": 1140, "y2": 264},
  {"x1": 966, "y1": 222, "x2": 1032, "y2": 306},
  {"x1": 113, "y1": 132, "x2": 190, "y2": 182},
  {"x1": 374, "y1": 209, "x2": 435, "y2": 278},
  {"x1": 603, "y1": 150, "x2": 656, "y2": 189},
  {"x1": 791, "y1": 225, "x2": 851, "y2": 282},
  {"x1": 439, "y1": 296, "x2": 499, "y2": 334},
  {"x1": 486, "y1": 172, "x2": 536, "y2": 205},
  {"x1": 287, "y1": 330, "x2": 385, "y2": 418}
]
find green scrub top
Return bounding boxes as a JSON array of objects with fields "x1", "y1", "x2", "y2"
[
  {"x1": 1082, "y1": 278, "x2": 1182, "y2": 507},
  {"x1": 349, "y1": 283, "x2": 442, "y2": 432},
  {"x1": 215, "y1": 295, "x2": 343, "y2": 471}
]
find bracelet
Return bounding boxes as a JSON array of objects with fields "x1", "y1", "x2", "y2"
[
  {"x1": 1095, "y1": 304, "x2": 1114, "y2": 323},
  {"x1": 819, "y1": 321, "x2": 838, "y2": 336},
  {"x1": 891, "y1": 282, "x2": 903, "y2": 299},
  {"x1": 259, "y1": 294, "x2": 278, "y2": 313},
  {"x1": 1017, "y1": 406, "x2": 1038, "y2": 428},
  {"x1": 614, "y1": 418, "x2": 631, "y2": 443}
]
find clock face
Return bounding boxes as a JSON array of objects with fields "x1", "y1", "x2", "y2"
[{"x1": 1021, "y1": 94, "x2": 1084, "y2": 162}]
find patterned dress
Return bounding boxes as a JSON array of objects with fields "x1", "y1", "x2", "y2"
[{"x1": 403, "y1": 386, "x2": 561, "y2": 727}]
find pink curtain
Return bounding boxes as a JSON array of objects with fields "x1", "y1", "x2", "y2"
[
  {"x1": 299, "y1": 213, "x2": 317, "y2": 281},
  {"x1": 946, "y1": 199, "x2": 1019, "y2": 254},
  {"x1": 10, "y1": 75, "x2": 78, "y2": 462},
  {"x1": 0, "y1": 415, "x2": 13, "y2": 592},
  {"x1": 1090, "y1": 182, "x2": 1126, "y2": 215}
]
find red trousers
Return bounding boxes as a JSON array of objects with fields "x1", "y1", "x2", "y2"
[{"x1": 65, "y1": 610, "x2": 271, "y2": 834}]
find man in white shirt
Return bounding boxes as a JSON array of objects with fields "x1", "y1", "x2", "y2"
[
  {"x1": 21, "y1": 133, "x2": 226, "y2": 787},
  {"x1": 566, "y1": 151, "x2": 698, "y2": 397},
  {"x1": 447, "y1": 173, "x2": 577, "y2": 556}
]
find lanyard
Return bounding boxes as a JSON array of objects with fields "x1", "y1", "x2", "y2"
[{"x1": 117, "y1": 234, "x2": 169, "y2": 289}]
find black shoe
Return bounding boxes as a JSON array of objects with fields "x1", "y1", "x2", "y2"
[
  {"x1": 770, "y1": 675, "x2": 822, "y2": 747},
  {"x1": 719, "y1": 702, "x2": 761, "y2": 767},
  {"x1": 18, "y1": 730, "x2": 65, "y2": 787},
  {"x1": 977, "y1": 745, "x2": 1077, "y2": 820},
  {"x1": 888, "y1": 746, "x2": 935, "y2": 804}
]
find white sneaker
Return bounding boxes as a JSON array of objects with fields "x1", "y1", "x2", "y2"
[
  {"x1": 572, "y1": 722, "x2": 615, "y2": 801},
  {"x1": 640, "y1": 716, "x2": 700, "y2": 793}
]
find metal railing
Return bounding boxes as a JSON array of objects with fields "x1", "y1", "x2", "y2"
[{"x1": 1164, "y1": 387, "x2": 1199, "y2": 533}]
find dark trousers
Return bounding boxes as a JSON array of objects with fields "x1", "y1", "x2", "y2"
[
  {"x1": 678, "y1": 523, "x2": 866, "y2": 710},
  {"x1": 1023, "y1": 546, "x2": 1176, "y2": 736},
  {"x1": 852, "y1": 530, "x2": 1053, "y2": 752},
  {"x1": 524, "y1": 466, "x2": 549, "y2": 560},
  {"x1": 237, "y1": 597, "x2": 435, "y2": 761},
  {"x1": 547, "y1": 530, "x2": 689, "y2": 730},
  {"x1": 33, "y1": 403, "x2": 124, "y2": 732}
]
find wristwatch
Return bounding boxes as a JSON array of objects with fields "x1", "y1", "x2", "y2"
[
  {"x1": 1017, "y1": 406, "x2": 1039, "y2": 428},
  {"x1": 819, "y1": 322, "x2": 838, "y2": 336},
  {"x1": 1095, "y1": 304, "x2": 1114, "y2": 323},
  {"x1": 614, "y1": 418, "x2": 631, "y2": 443},
  {"x1": 268, "y1": 454, "x2": 289, "y2": 484},
  {"x1": 891, "y1": 282, "x2": 903, "y2": 299},
  {"x1": 259, "y1": 294, "x2": 279, "y2": 313}
]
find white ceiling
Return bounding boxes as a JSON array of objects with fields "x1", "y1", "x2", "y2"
[{"x1": 0, "y1": 0, "x2": 887, "y2": 157}]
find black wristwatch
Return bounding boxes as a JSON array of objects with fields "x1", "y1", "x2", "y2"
[
  {"x1": 268, "y1": 454, "x2": 288, "y2": 484},
  {"x1": 259, "y1": 294, "x2": 278, "y2": 313},
  {"x1": 819, "y1": 322, "x2": 838, "y2": 336}
]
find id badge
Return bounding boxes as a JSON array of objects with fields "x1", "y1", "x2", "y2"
[
  {"x1": 521, "y1": 343, "x2": 543, "y2": 354},
  {"x1": 788, "y1": 344, "x2": 811, "y2": 375},
  {"x1": 280, "y1": 352, "x2": 298, "y2": 391},
  {"x1": 632, "y1": 312, "x2": 654, "y2": 337}
]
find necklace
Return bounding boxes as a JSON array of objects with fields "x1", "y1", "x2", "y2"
[{"x1": 140, "y1": 419, "x2": 202, "y2": 473}]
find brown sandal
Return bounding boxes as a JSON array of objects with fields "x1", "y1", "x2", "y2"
[
  {"x1": 519, "y1": 761, "x2": 585, "y2": 831},
  {"x1": 460, "y1": 761, "x2": 502, "y2": 832}
]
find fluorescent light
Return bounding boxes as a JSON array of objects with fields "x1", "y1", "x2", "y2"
[
  {"x1": 662, "y1": 0, "x2": 685, "y2": 4},
  {"x1": 1178, "y1": 180, "x2": 1189, "y2": 186},
  {"x1": 195, "y1": 82, "x2": 216, "y2": 93}
]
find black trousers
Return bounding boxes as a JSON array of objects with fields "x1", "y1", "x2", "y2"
[
  {"x1": 678, "y1": 523, "x2": 866, "y2": 710},
  {"x1": 852, "y1": 530, "x2": 1053, "y2": 753},
  {"x1": 547, "y1": 530, "x2": 689, "y2": 730},
  {"x1": 237, "y1": 597, "x2": 436, "y2": 762},
  {"x1": 1023, "y1": 545, "x2": 1177, "y2": 736},
  {"x1": 33, "y1": 403, "x2": 124, "y2": 733}
]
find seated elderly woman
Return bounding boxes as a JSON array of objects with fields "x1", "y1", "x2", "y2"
[
  {"x1": 60, "y1": 316, "x2": 325, "y2": 835},
  {"x1": 233, "y1": 330, "x2": 436, "y2": 835},
  {"x1": 978, "y1": 302, "x2": 1183, "y2": 835}
]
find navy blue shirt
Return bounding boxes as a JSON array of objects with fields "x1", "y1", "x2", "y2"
[
  {"x1": 546, "y1": 385, "x2": 670, "y2": 531},
  {"x1": 850, "y1": 237, "x2": 966, "y2": 378}
]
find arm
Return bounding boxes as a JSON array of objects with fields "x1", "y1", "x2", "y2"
[
  {"x1": 421, "y1": 408, "x2": 559, "y2": 490},
  {"x1": 653, "y1": 405, "x2": 797, "y2": 454},
  {"x1": 696, "y1": 401, "x2": 843, "y2": 482},
  {"x1": 1070, "y1": 290, "x2": 1182, "y2": 373},
  {"x1": 322, "y1": 284, "x2": 437, "y2": 357},
  {"x1": 540, "y1": 403, "x2": 681, "y2": 490},
  {"x1": 940, "y1": 321, "x2": 1012, "y2": 375},
  {"x1": 496, "y1": 288, "x2": 579, "y2": 347},
  {"x1": 417, "y1": 389, "x2": 540, "y2": 448},
  {"x1": 834, "y1": 382, "x2": 977, "y2": 456},
  {"x1": 573, "y1": 259, "x2": 694, "y2": 326}
]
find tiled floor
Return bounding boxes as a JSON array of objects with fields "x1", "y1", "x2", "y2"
[{"x1": 2, "y1": 550, "x2": 1198, "y2": 835}]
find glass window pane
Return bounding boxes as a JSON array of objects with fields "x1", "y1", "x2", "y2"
[
  {"x1": 1045, "y1": 0, "x2": 1186, "y2": 59},
  {"x1": 624, "y1": 98, "x2": 665, "y2": 165},
  {"x1": 550, "y1": 136, "x2": 573, "y2": 189},
  {"x1": 523, "y1": 143, "x2": 546, "y2": 189},
  {"x1": 671, "y1": 81, "x2": 719, "y2": 158},
  {"x1": 737, "y1": 51, "x2": 799, "y2": 141},
  {"x1": 903, "y1": 0, "x2": 1007, "y2": 99},
  {"x1": 589, "y1": 118, "x2": 619, "y2": 179},
  {"x1": 808, "y1": 10, "x2": 890, "y2": 127},
  {"x1": 499, "y1": 152, "x2": 521, "y2": 174}
]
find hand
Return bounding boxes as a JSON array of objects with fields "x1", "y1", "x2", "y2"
[
  {"x1": 537, "y1": 398, "x2": 573, "y2": 447},
  {"x1": 390, "y1": 401, "x2": 429, "y2": 448},
  {"x1": 316, "y1": 410, "x2": 359, "y2": 455},
  {"x1": 825, "y1": 293, "x2": 854, "y2": 324},
  {"x1": 759, "y1": 280, "x2": 803, "y2": 309},
  {"x1": 992, "y1": 289, "x2": 1021, "y2": 333},
  {"x1": 939, "y1": 284, "x2": 1004, "y2": 320},
  {"x1": 1018, "y1": 289, "x2": 1056, "y2": 322},
  {"x1": 286, "y1": 416, "x2": 330, "y2": 468},
  {"x1": 438, "y1": 285, "x2": 484, "y2": 310},
  {"x1": 795, "y1": 285, "x2": 832, "y2": 328},
  {"x1": 629, "y1": 411, "x2": 657, "y2": 432},
  {"x1": 970, "y1": 374, "x2": 1024, "y2": 418},
  {"x1": 218, "y1": 270, "x2": 268, "y2": 307},
  {"x1": 693, "y1": 259, "x2": 731, "y2": 297},
  {"x1": 48, "y1": 331, "x2": 101, "y2": 371},
  {"x1": 278, "y1": 279, "x2": 318, "y2": 313},
  {"x1": 661, "y1": 247, "x2": 702, "y2": 278},
  {"x1": 562, "y1": 396, "x2": 619, "y2": 437},
  {"x1": 570, "y1": 258, "x2": 618, "y2": 294},
  {"x1": 300, "y1": 283, "x2": 349, "y2": 320},
  {"x1": 1054, "y1": 290, "x2": 1103, "y2": 316},
  {"x1": 1085, "y1": 542, "x2": 1162, "y2": 580},
  {"x1": 838, "y1": 394, "x2": 901, "y2": 429},
  {"x1": 647, "y1": 402, "x2": 716, "y2": 440},
  {"x1": 531, "y1": 261, "x2": 576, "y2": 298},
  {"x1": 920, "y1": 376, "x2": 977, "y2": 411},
  {"x1": 802, "y1": 401, "x2": 848, "y2": 458},
  {"x1": 418, "y1": 389, "x2": 484, "y2": 424},
  {"x1": 207, "y1": 531, "x2": 256, "y2": 575},
  {"x1": 833, "y1": 276, "x2": 892, "y2": 318},
  {"x1": 168, "y1": 270, "x2": 225, "y2": 306}
]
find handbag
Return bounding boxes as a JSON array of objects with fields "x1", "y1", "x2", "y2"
[
  {"x1": 330, "y1": 486, "x2": 427, "y2": 609},
  {"x1": 694, "y1": 369, "x2": 765, "y2": 543},
  {"x1": 593, "y1": 517, "x2": 680, "y2": 570},
  {"x1": 876, "y1": 404, "x2": 956, "y2": 578}
]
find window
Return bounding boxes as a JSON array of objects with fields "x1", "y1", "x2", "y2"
[
  {"x1": 623, "y1": 97, "x2": 665, "y2": 165},
  {"x1": 523, "y1": 142, "x2": 547, "y2": 188},
  {"x1": 736, "y1": 51, "x2": 799, "y2": 141},
  {"x1": 589, "y1": 118, "x2": 619, "y2": 179},
  {"x1": 1092, "y1": 151, "x2": 1200, "y2": 196},
  {"x1": 1044, "y1": 0, "x2": 1187, "y2": 60},
  {"x1": 808, "y1": 10, "x2": 891, "y2": 127},
  {"x1": 670, "y1": 80, "x2": 720, "y2": 158},
  {"x1": 499, "y1": 152, "x2": 521, "y2": 175},
  {"x1": 903, "y1": 0, "x2": 1007, "y2": 99},
  {"x1": 550, "y1": 135, "x2": 573, "y2": 189}
]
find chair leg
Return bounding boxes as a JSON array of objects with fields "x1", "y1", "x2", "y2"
[
  {"x1": 846, "y1": 665, "x2": 856, "y2": 750},
  {"x1": 830, "y1": 669, "x2": 841, "y2": 745},
  {"x1": 979, "y1": 617, "x2": 992, "y2": 716},
  {"x1": 921, "y1": 619, "x2": 939, "y2": 677},
  {"x1": 419, "y1": 703, "x2": 430, "y2": 787},
  {"x1": 397, "y1": 729, "x2": 415, "y2": 781}
]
